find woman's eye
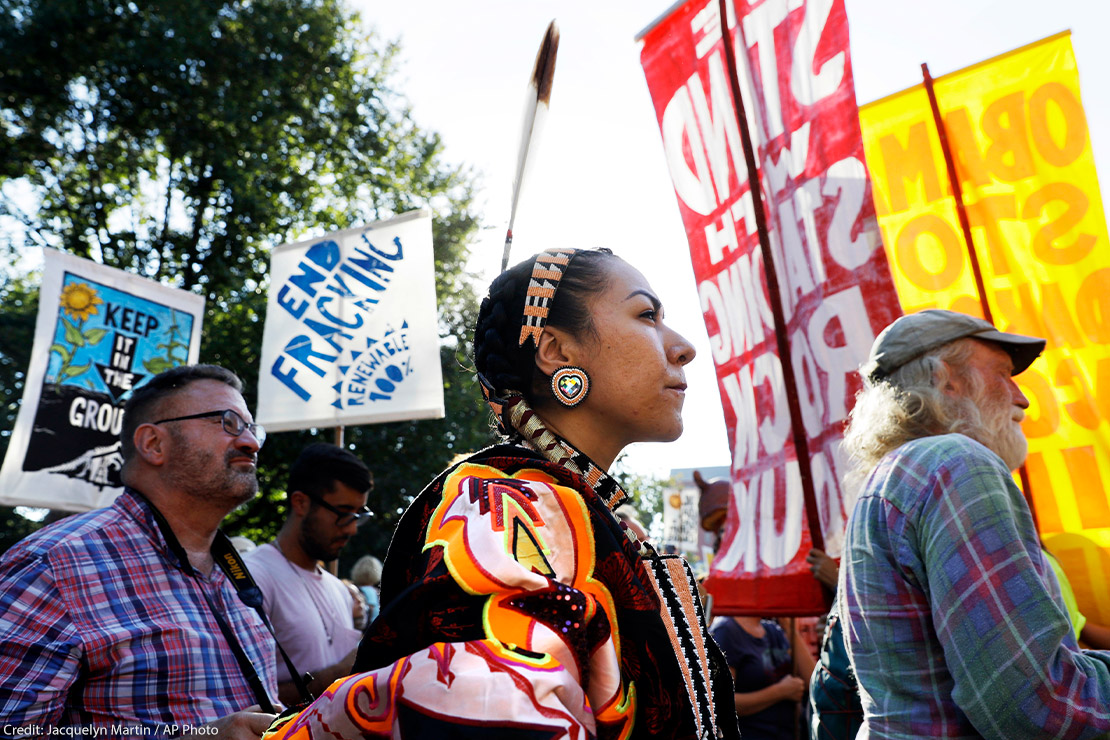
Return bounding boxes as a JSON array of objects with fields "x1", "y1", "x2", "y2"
[{"x1": 641, "y1": 310, "x2": 657, "y2": 321}]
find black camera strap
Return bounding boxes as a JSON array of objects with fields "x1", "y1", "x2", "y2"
[
  {"x1": 209, "y1": 530, "x2": 314, "y2": 705},
  {"x1": 133, "y1": 491, "x2": 313, "y2": 710}
]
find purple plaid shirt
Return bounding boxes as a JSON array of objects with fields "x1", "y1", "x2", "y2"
[
  {"x1": 0, "y1": 488, "x2": 277, "y2": 729},
  {"x1": 841, "y1": 434, "x2": 1110, "y2": 739}
]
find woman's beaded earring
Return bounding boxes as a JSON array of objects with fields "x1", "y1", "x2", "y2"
[{"x1": 550, "y1": 366, "x2": 591, "y2": 408}]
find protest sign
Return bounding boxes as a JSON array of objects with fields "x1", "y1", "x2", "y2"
[
  {"x1": 0, "y1": 249, "x2": 204, "y2": 511},
  {"x1": 256, "y1": 210, "x2": 444, "y2": 432},
  {"x1": 640, "y1": 0, "x2": 901, "y2": 614}
]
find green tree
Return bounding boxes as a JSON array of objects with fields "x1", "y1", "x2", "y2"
[
  {"x1": 0, "y1": 0, "x2": 491, "y2": 557},
  {"x1": 0, "y1": 272, "x2": 44, "y2": 552},
  {"x1": 612, "y1": 459, "x2": 670, "y2": 541}
]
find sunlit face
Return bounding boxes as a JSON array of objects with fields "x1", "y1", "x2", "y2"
[
  {"x1": 950, "y1": 339, "x2": 1030, "y2": 470},
  {"x1": 158, "y1": 379, "x2": 261, "y2": 506},
  {"x1": 569, "y1": 259, "x2": 696, "y2": 449},
  {"x1": 299, "y1": 481, "x2": 369, "y2": 562}
]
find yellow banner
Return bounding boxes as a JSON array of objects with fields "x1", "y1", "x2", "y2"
[{"x1": 860, "y1": 32, "x2": 1110, "y2": 626}]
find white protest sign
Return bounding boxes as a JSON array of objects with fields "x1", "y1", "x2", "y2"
[{"x1": 256, "y1": 210, "x2": 444, "y2": 432}]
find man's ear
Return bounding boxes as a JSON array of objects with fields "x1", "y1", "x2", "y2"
[
  {"x1": 534, "y1": 327, "x2": 581, "y2": 377},
  {"x1": 132, "y1": 424, "x2": 168, "y2": 466},
  {"x1": 939, "y1": 361, "x2": 964, "y2": 397},
  {"x1": 289, "y1": 490, "x2": 312, "y2": 518}
]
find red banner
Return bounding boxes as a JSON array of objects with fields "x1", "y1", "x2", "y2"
[{"x1": 639, "y1": 0, "x2": 901, "y2": 615}]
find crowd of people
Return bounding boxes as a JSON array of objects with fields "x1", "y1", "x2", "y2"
[{"x1": 1, "y1": 248, "x2": 1109, "y2": 739}]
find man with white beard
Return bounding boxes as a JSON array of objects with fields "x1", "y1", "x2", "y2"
[{"x1": 838, "y1": 309, "x2": 1110, "y2": 740}]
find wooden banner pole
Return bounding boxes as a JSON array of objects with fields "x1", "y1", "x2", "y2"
[
  {"x1": 921, "y1": 62, "x2": 1039, "y2": 528},
  {"x1": 327, "y1": 424, "x2": 346, "y2": 576},
  {"x1": 718, "y1": 0, "x2": 825, "y2": 556},
  {"x1": 921, "y1": 63, "x2": 993, "y2": 323}
]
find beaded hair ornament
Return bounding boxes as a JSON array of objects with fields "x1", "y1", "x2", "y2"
[{"x1": 518, "y1": 247, "x2": 578, "y2": 348}]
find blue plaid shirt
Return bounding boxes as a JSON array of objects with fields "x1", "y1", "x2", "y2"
[
  {"x1": 841, "y1": 434, "x2": 1110, "y2": 739},
  {"x1": 0, "y1": 488, "x2": 277, "y2": 729}
]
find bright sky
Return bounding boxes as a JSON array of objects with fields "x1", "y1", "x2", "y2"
[{"x1": 354, "y1": 0, "x2": 1110, "y2": 479}]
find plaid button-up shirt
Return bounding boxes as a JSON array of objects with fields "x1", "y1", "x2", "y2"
[
  {"x1": 0, "y1": 488, "x2": 277, "y2": 729},
  {"x1": 841, "y1": 434, "x2": 1110, "y2": 739}
]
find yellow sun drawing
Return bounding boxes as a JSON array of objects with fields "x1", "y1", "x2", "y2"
[{"x1": 59, "y1": 282, "x2": 103, "y2": 322}]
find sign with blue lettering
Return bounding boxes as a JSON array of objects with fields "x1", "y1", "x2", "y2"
[
  {"x1": 0, "y1": 249, "x2": 204, "y2": 511},
  {"x1": 256, "y1": 210, "x2": 444, "y2": 431}
]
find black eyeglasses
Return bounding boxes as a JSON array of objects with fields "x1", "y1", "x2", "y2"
[
  {"x1": 305, "y1": 493, "x2": 373, "y2": 528},
  {"x1": 152, "y1": 409, "x2": 267, "y2": 447}
]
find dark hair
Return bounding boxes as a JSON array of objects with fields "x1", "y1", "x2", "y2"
[
  {"x1": 120, "y1": 364, "x2": 243, "y2": 462},
  {"x1": 288, "y1": 442, "x2": 373, "y2": 500},
  {"x1": 473, "y1": 248, "x2": 617, "y2": 402}
]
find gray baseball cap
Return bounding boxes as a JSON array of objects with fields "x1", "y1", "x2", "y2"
[{"x1": 862, "y1": 309, "x2": 1046, "y2": 383}]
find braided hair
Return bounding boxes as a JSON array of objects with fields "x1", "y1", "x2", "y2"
[{"x1": 474, "y1": 248, "x2": 617, "y2": 405}]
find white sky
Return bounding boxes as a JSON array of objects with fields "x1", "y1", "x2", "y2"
[{"x1": 352, "y1": 0, "x2": 1110, "y2": 479}]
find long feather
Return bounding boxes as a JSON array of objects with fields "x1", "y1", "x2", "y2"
[{"x1": 501, "y1": 20, "x2": 560, "y2": 272}]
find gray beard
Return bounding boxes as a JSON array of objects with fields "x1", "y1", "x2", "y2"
[{"x1": 963, "y1": 382, "x2": 1028, "y2": 471}]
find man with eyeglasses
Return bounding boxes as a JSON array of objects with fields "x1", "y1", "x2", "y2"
[
  {"x1": 245, "y1": 442, "x2": 373, "y2": 706},
  {"x1": 0, "y1": 364, "x2": 277, "y2": 738}
]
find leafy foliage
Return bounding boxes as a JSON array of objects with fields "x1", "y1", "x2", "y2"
[
  {"x1": 0, "y1": 0, "x2": 494, "y2": 559},
  {"x1": 0, "y1": 273, "x2": 42, "y2": 552},
  {"x1": 612, "y1": 458, "x2": 670, "y2": 541}
]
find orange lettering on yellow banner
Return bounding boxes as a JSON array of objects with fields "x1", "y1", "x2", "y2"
[{"x1": 878, "y1": 120, "x2": 944, "y2": 213}]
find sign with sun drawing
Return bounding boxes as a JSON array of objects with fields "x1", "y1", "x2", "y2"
[{"x1": 0, "y1": 249, "x2": 204, "y2": 511}]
